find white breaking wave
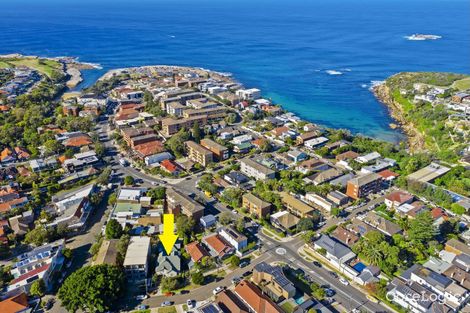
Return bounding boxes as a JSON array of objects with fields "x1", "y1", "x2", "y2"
[{"x1": 325, "y1": 70, "x2": 343, "y2": 75}]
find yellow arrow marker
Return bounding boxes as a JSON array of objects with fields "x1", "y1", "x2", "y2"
[{"x1": 159, "y1": 214, "x2": 178, "y2": 255}]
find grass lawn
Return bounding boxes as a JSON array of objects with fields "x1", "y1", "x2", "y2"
[
  {"x1": 281, "y1": 301, "x2": 295, "y2": 313},
  {"x1": 132, "y1": 310, "x2": 150, "y2": 313},
  {"x1": 158, "y1": 307, "x2": 177, "y2": 313},
  {"x1": 452, "y1": 77, "x2": 470, "y2": 91},
  {"x1": 0, "y1": 57, "x2": 61, "y2": 77}
]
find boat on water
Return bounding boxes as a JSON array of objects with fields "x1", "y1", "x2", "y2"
[{"x1": 405, "y1": 34, "x2": 442, "y2": 41}]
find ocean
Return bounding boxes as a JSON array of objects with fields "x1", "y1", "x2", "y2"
[{"x1": 1, "y1": 0, "x2": 469, "y2": 142}]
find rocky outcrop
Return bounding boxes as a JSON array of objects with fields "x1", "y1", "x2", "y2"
[{"x1": 373, "y1": 83, "x2": 426, "y2": 152}]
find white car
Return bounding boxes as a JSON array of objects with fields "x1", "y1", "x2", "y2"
[
  {"x1": 339, "y1": 277, "x2": 349, "y2": 285},
  {"x1": 213, "y1": 286, "x2": 224, "y2": 295},
  {"x1": 187, "y1": 299, "x2": 195, "y2": 308},
  {"x1": 136, "y1": 295, "x2": 148, "y2": 300}
]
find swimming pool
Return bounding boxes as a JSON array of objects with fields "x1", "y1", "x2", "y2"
[{"x1": 353, "y1": 262, "x2": 366, "y2": 272}]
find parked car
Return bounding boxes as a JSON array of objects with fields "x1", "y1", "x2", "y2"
[
  {"x1": 325, "y1": 288, "x2": 335, "y2": 297},
  {"x1": 138, "y1": 305, "x2": 149, "y2": 310},
  {"x1": 231, "y1": 276, "x2": 241, "y2": 284},
  {"x1": 339, "y1": 277, "x2": 349, "y2": 285},
  {"x1": 136, "y1": 295, "x2": 148, "y2": 300},
  {"x1": 213, "y1": 286, "x2": 224, "y2": 295},
  {"x1": 239, "y1": 261, "x2": 249, "y2": 268},
  {"x1": 161, "y1": 301, "x2": 172, "y2": 307},
  {"x1": 242, "y1": 270, "x2": 252, "y2": 277},
  {"x1": 313, "y1": 261, "x2": 322, "y2": 267},
  {"x1": 44, "y1": 299, "x2": 54, "y2": 311},
  {"x1": 329, "y1": 271, "x2": 338, "y2": 278},
  {"x1": 187, "y1": 299, "x2": 195, "y2": 308}
]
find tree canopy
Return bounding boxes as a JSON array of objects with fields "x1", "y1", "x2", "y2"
[{"x1": 58, "y1": 265, "x2": 125, "y2": 313}]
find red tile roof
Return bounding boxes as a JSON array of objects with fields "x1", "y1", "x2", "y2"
[
  {"x1": 378, "y1": 169, "x2": 399, "y2": 179},
  {"x1": 234, "y1": 280, "x2": 283, "y2": 313},
  {"x1": 431, "y1": 207, "x2": 448, "y2": 220},
  {"x1": 63, "y1": 135, "x2": 93, "y2": 147},
  {"x1": 134, "y1": 141, "x2": 164, "y2": 157},
  {"x1": 0, "y1": 292, "x2": 29, "y2": 313},
  {"x1": 160, "y1": 159, "x2": 178, "y2": 173},
  {"x1": 185, "y1": 242, "x2": 210, "y2": 263},
  {"x1": 204, "y1": 234, "x2": 232, "y2": 258},
  {"x1": 385, "y1": 191, "x2": 413, "y2": 204}
]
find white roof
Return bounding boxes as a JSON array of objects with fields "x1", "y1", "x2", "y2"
[
  {"x1": 118, "y1": 188, "x2": 142, "y2": 201},
  {"x1": 123, "y1": 236, "x2": 150, "y2": 266},
  {"x1": 271, "y1": 210, "x2": 288, "y2": 219}
]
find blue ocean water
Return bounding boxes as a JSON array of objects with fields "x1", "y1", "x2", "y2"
[{"x1": 1, "y1": 0, "x2": 469, "y2": 142}]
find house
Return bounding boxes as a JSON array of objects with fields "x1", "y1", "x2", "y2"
[
  {"x1": 313, "y1": 235, "x2": 356, "y2": 268},
  {"x1": 62, "y1": 134, "x2": 93, "y2": 148},
  {"x1": 185, "y1": 141, "x2": 213, "y2": 167},
  {"x1": 144, "y1": 152, "x2": 173, "y2": 166},
  {"x1": 123, "y1": 236, "x2": 151, "y2": 283},
  {"x1": 304, "y1": 168, "x2": 343, "y2": 185},
  {"x1": 93, "y1": 239, "x2": 119, "y2": 266},
  {"x1": 0, "y1": 292, "x2": 31, "y2": 313},
  {"x1": 219, "y1": 227, "x2": 248, "y2": 252},
  {"x1": 8, "y1": 211, "x2": 34, "y2": 236},
  {"x1": 335, "y1": 150, "x2": 359, "y2": 161},
  {"x1": 14, "y1": 147, "x2": 30, "y2": 161},
  {"x1": 185, "y1": 241, "x2": 210, "y2": 267},
  {"x1": 156, "y1": 241, "x2": 182, "y2": 277},
  {"x1": 296, "y1": 159, "x2": 329, "y2": 174},
  {"x1": 356, "y1": 152, "x2": 381, "y2": 164},
  {"x1": 384, "y1": 191, "x2": 414, "y2": 209},
  {"x1": 0, "y1": 148, "x2": 16, "y2": 163},
  {"x1": 48, "y1": 183, "x2": 95, "y2": 230},
  {"x1": 296, "y1": 131, "x2": 320, "y2": 145},
  {"x1": 346, "y1": 173, "x2": 382, "y2": 200},
  {"x1": 252, "y1": 262, "x2": 296, "y2": 301},
  {"x1": 378, "y1": 169, "x2": 399, "y2": 182},
  {"x1": 305, "y1": 193, "x2": 335, "y2": 212},
  {"x1": 240, "y1": 157, "x2": 276, "y2": 181},
  {"x1": 304, "y1": 137, "x2": 329, "y2": 149},
  {"x1": 233, "y1": 280, "x2": 283, "y2": 313},
  {"x1": 327, "y1": 191, "x2": 350, "y2": 207},
  {"x1": 361, "y1": 211, "x2": 402, "y2": 236},
  {"x1": 280, "y1": 192, "x2": 316, "y2": 218},
  {"x1": 166, "y1": 188, "x2": 204, "y2": 221},
  {"x1": 203, "y1": 234, "x2": 234, "y2": 259},
  {"x1": 331, "y1": 226, "x2": 359, "y2": 247},
  {"x1": 200, "y1": 138, "x2": 229, "y2": 161},
  {"x1": 160, "y1": 159, "x2": 180, "y2": 175},
  {"x1": 445, "y1": 238, "x2": 470, "y2": 256},
  {"x1": 63, "y1": 150, "x2": 99, "y2": 172},
  {"x1": 236, "y1": 88, "x2": 261, "y2": 100},
  {"x1": 7, "y1": 239, "x2": 64, "y2": 294},
  {"x1": 224, "y1": 171, "x2": 250, "y2": 187},
  {"x1": 200, "y1": 214, "x2": 216, "y2": 228},
  {"x1": 287, "y1": 150, "x2": 308, "y2": 163},
  {"x1": 216, "y1": 290, "x2": 250, "y2": 313},
  {"x1": 270, "y1": 211, "x2": 299, "y2": 233},
  {"x1": 242, "y1": 193, "x2": 271, "y2": 218},
  {"x1": 355, "y1": 266, "x2": 380, "y2": 286}
]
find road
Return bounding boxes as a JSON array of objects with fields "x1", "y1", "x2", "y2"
[{"x1": 258, "y1": 233, "x2": 391, "y2": 313}]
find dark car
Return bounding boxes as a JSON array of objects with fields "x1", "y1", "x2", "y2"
[
  {"x1": 242, "y1": 270, "x2": 252, "y2": 277},
  {"x1": 180, "y1": 290, "x2": 190, "y2": 294},
  {"x1": 239, "y1": 261, "x2": 249, "y2": 268},
  {"x1": 329, "y1": 271, "x2": 338, "y2": 278},
  {"x1": 313, "y1": 261, "x2": 322, "y2": 267}
]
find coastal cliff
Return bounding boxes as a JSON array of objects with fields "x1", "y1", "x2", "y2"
[{"x1": 373, "y1": 82, "x2": 426, "y2": 152}]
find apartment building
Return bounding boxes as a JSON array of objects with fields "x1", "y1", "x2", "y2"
[
  {"x1": 252, "y1": 262, "x2": 296, "y2": 301},
  {"x1": 161, "y1": 115, "x2": 207, "y2": 137},
  {"x1": 346, "y1": 173, "x2": 382, "y2": 200},
  {"x1": 242, "y1": 193, "x2": 271, "y2": 218},
  {"x1": 219, "y1": 227, "x2": 248, "y2": 252},
  {"x1": 200, "y1": 138, "x2": 229, "y2": 161},
  {"x1": 185, "y1": 141, "x2": 213, "y2": 167},
  {"x1": 166, "y1": 188, "x2": 204, "y2": 221},
  {"x1": 123, "y1": 236, "x2": 151, "y2": 283},
  {"x1": 240, "y1": 157, "x2": 276, "y2": 181}
]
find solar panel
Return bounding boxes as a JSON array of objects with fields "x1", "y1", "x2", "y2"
[{"x1": 201, "y1": 304, "x2": 220, "y2": 313}]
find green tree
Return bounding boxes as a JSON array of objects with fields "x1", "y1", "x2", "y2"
[
  {"x1": 147, "y1": 187, "x2": 166, "y2": 200},
  {"x1": 105, "y1": 219, "x2": 123, "y2": 239},
  {"x1": 408, "y1": 211, "x2": 438, "y2": 244},
  {"x1": 175, "y1": 215, "x2": 194, "y2": 239},
  {"x1": 160, "y1": 276, "x2": 179, "y2": 292},
  {"x1": 24, "y1": 226, "x2": 50, "y2": 246},
  {"x1": 191, "y1": 271, "x2": 205, "y2": 285},
  {"x1": 62, "y1": 248, "x2": 73, "y2": 259},
  {"x1": 96, "y1": 167, "x2": 112, "y2": 185},
  {"x1": 218, "y1": 211, "x2": 234, "y2": 225},
  {"x1": 230, "y1": 255, "x2": 240, "y2": 267},
  {"x1": 192, "y1": 122, "x2": 202, "y2": 143},
  {"x1": 301, "y1": 230, "x2": 316, "y2": 243},
  {"x1": 58, "y1": 265, "x2": 125, "y2": 313},
  {"x1": 296, "y1": 218, "x2": 314, "y2": 232},
  {"x1": 30, "y1": 279, "x2": 46, "y2": 298},
  {"x1": 123, "y1": 176, "x2": 134, "y2": 186}
]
